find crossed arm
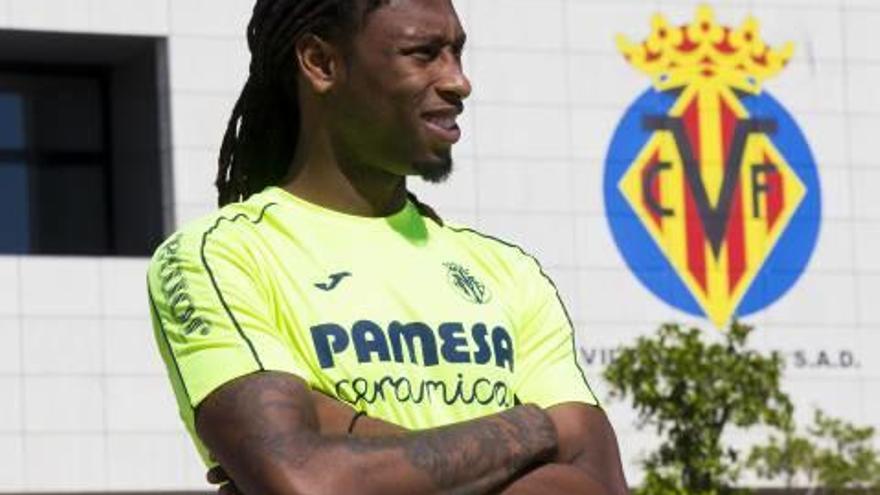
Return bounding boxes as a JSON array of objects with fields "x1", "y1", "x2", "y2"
[{"x1": 196, "y1": 371, "x2": 628, "y2": 495}]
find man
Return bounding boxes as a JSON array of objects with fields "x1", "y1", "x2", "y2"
[{"x1": 147, "y1": 0, "x2": 629, "y2": 493}]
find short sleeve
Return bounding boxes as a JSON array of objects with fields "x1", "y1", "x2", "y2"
[
  {"x1": 147, "y1": 225, "x2": 309, "y2": 412},
  {"x1": 512, "y1": 258, "x2": 599, "y2": 409}
]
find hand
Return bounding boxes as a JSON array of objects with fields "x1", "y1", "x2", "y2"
[
  {"x1": 544, "y1": 403, "x2": 629, "y2": 494},
  {"x1": 207, "y1": 465, "x2": 240, "y2": 495}
]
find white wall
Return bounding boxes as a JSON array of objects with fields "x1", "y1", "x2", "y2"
[
  {"x1": 0, "y1": 1, "x2": 246, "y2": 491},
  {"x1": 0, "y1": 0, "x2": 878, "y2": 491}
]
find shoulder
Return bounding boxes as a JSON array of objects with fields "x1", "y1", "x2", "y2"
[
  {"x1": 441, "y1": 222, "x2": 544, "y2": 274},
  {"x1": 149, "y1": 193, "x2": 280, "y2": 273}
]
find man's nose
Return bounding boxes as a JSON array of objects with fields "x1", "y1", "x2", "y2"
[{"x1": 437, "y1": 56, "x2": 472, "y2": 101}]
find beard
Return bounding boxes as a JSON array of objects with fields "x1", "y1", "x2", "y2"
[{"x1": 413, "y1": 149, "x2": 453, "y2": 183}]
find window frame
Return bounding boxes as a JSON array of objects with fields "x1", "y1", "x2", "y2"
[{"x1": 0, "y1": 62, "x2": 116, "y2": 255}]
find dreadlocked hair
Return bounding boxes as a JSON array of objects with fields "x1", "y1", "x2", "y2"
[{"x1": 217, "y1": 0, "x2": 386, "y2": 206}]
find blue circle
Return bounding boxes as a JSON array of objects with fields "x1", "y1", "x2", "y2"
[{"x1": 603, "y1": 88, "x2": 822, "y2": 320}]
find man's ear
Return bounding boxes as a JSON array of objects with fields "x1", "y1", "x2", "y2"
[{"x1": 296, "y1": 34, "x2": 343, "y2": 94}]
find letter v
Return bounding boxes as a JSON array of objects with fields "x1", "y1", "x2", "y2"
[{"x1": 643, "y1": 115, "x2": 777, "y2": 258}]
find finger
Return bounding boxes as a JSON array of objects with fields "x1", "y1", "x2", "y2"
[
  {"x1": 219, "y1": 482, "x2": 241, "y2": 495},
  {"x1": 207, "y1": 466, "x2": 229, "y2": 484}
]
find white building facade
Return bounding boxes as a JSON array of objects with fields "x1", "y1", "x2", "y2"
[{"x1": 0, "y1": 0, "x2": 878, "y2": 491}]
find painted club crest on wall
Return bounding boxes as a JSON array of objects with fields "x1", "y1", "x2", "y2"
[{"x1": 603, "y1": 6, "x2": 822, "y2": 327}]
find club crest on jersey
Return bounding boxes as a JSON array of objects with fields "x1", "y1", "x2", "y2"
[
  {"x1": 603, "y1": 6, "x2": 821, "y2": 327},
  {"x1": 444, "y1": 262, "x2": 492, "y2": 305}
]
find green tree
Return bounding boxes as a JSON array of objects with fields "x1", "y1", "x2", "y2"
[
  {"x1": 748, "y1": 409, "x2": 880, "y2": 493},
  {"x1": 747, "y1": 423, "x2": 816, "y2": 489},
  {"x1": 603, "y1": 321, "x2": 792, "y2": 495}
]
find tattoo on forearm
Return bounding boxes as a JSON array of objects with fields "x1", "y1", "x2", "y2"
[
  {"x1": 401, "y1": 406, "x2": 557, "y2": 491},
  {"x1": 326, "y1": 406, "x2": 556, "y2": 493},
  {"x1": 203, "y1": 373, "x2": 322, "y2": 468},
  {"x1": 202, "y1": 373, "x2": 557, "y2": 494}
]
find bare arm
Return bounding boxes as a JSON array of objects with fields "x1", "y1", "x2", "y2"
[
  {"x1": 302, "y1": 397, "x2": 628, "y2": 495},
  {"x1": 488, "y1": 405, "x2": 628, "y2": 495},
  {"x1": 208, "y1": 401, "x2": 625, "y2": 495},
  {"x1": 205, "y1": 389, "x2": 407, "y2": 494},
  {"x1": 196, "y1": 371, "x2": 558, "y2": 495},
  {"x1": 545, "y1": 403, "x2": 629, "y2": 494},
  {"x1": 498, "y1": 464, "x2": 613, "y2": 495}
]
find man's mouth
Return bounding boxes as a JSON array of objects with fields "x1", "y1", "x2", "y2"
[
  {"x1": 424, "y1": 114, "x2": 457, "y2": 130},
  {"x1": 422, "y1": 109, "x2": 462, "y2": 144}
]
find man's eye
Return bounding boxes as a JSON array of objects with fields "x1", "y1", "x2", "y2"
[
  {"x1": 407, "y1": 46, "x2": 440, "y2": 61},
  {"x1": 452, "y1": 45, "x2": 464, "y2": 60}
]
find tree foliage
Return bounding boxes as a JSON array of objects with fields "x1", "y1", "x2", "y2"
[
  {"x1": 603, "y1": 321, "x2": 793, "y2": 494},
  {"x1": 748, "y1": 409, "x2": 880, "y2": 493}
]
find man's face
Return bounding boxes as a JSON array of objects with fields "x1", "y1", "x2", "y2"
[{"x1": 328, "y1": 0, "x2": 471, "y2": 183}]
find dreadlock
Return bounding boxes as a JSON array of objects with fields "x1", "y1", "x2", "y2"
[{"x1": 217, "y1": 0, "x2": 386, "y2": 206}]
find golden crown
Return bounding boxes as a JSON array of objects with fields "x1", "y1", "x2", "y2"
[{"x1": 616, "y1": 5, "x2": 794, "y2": 93}]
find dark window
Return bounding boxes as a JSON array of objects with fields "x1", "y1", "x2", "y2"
[{"x1": 0, "y1": 30, "x2": 172, "y2": 256}]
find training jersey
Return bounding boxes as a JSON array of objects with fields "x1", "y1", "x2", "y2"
[{"x1": 147, "y1": 185, "x2": 597, "y2": 464}]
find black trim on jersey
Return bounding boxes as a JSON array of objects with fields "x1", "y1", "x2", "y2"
[
  {"x1": 199, "y1": 202, "x2": 278, "y2": 371},
  {"x1": 407, "y1": 192, "x2": 444, "y2": 226},
  {"x1": 148, "y1": 285, "x2": 193, "y2": 407},
  {"x1": 447, "y1": 226, "x2": 597, "y2": 403}
]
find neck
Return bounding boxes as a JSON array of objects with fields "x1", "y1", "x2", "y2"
[{"x1": 280, "y1": 125, "x2": 408, "y2": 218}]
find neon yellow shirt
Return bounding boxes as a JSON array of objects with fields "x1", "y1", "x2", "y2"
[{"x1": 147, "y1": 186, "x2": 597, "y2": 463}]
